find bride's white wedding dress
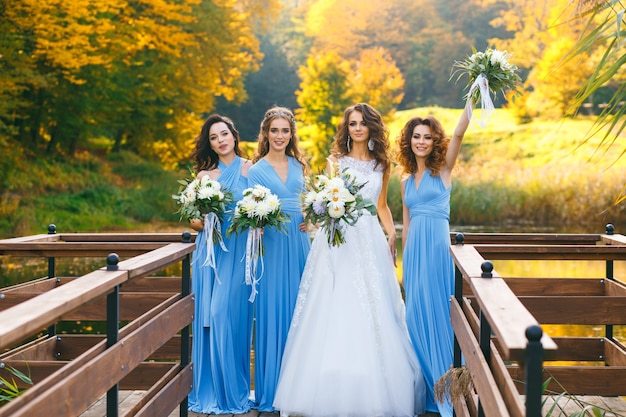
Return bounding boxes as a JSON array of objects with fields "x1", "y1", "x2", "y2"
[{"x1": 273, "y1": 156, "x2": 426, "y2": 417}]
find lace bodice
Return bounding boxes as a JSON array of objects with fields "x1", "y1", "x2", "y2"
[{"x1": 338, "y1": 156, "x2": 382, "y2": 203}]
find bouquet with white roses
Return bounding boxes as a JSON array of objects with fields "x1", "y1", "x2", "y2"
[
  {"x1": 226, "y1": 184, "x2": 290, "y2": 301},
  {"x1": 172, "y1": 174, "x2": 233, "y2": 277},
  {"x1": 302, "y1": 165, "x2": 377, "y2": 247},
  {"x1": 451, "y1": 47, "x2": 522, "y2": 127}
]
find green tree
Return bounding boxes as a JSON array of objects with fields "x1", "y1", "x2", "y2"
[{"x1": 296, "y1": 50, "x2": 353, "y2": 170}]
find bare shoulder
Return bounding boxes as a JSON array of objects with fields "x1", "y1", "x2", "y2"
[
  {"x1": 198, "y1": 169, "x2": 220, "y2": 181},
  {"x1": 327, "y1": 153, "x2": 339, "y2": 164}
]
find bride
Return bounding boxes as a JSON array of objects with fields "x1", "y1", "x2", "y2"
[{"x1": 273, "y1": 103, "x2": 426, "y2": 417}]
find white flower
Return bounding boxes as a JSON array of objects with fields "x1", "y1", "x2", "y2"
[
  {"x1": 304, "y1": 190, "x2": 318, "y2": 205},
  {"x1": 253, "y1": 200, "x2": 272, "y2": 218},
  {"x1": 328, "y1": 201, "x2": 346, "y2": 218},
  {"x1": 197, "y1": 186, "x2": 216, "y2": 200},
  {"x1": 252, "y1": 185, "x2": 270, "y2": 199}
]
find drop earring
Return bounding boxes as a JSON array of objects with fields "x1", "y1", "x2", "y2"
[
  {"x1": 347, "y1": 135, "x2": 352, "y2": 153},
  {"x1": 368, "y1": 138, "x2": 374, "y2": 151}
]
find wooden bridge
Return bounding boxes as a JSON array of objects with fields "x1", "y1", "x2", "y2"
[{"x1": 0, "y1": 225, "x2": 625, "y2": 416}]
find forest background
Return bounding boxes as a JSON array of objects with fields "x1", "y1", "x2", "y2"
[{"x1": 0, "y1": 0, "x2": 625, "y2": 239}]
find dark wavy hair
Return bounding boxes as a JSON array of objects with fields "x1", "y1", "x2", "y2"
[
  {"x1": 253, "y1": 106, "x2": 307, "y2": 169},
  {"x1": 330, "y1": 103, "x2": 391, "y2": 172},
  {"x1": 396, "y1": 115, "x2": 449, "y2": 176},
  {"x1": 191, "y1": 114, "x2": 243, "y2": 173}
]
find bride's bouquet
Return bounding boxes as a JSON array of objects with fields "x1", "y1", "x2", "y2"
[
  {"x1": 451, "y1": 47, "x2": 522, "y2": 126},
  {"x1": 302, "y1": 165, "x2": 377, "y2": 247},
  {"x1": 172, "y1": 174, "x2": 233, "y2": 276},
  {"x1": 226, "y1": 184, "x2": 290, "y2": 301}
]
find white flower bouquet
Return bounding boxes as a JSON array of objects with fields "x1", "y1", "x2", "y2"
[
  {"x1": 302, "y1": 166, "x2": 377, "y2": 247},
  {"x1": 226, "y1": 184, "x2": 290, "y2": 301},
  {"x1": 172, "y1": 174, "x2": 234, "y2": 276},
  {"x1": 451, "y1": 47, "x2": 522, "y2": 126}
]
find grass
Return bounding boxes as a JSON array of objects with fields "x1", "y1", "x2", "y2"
[{"x1": 0, "y1": 107, "x2": 624, "y2": 238}]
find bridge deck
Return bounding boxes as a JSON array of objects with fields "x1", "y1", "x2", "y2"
[{"x1": 77, "y1": 391, "x2": 626, "y2": 417}]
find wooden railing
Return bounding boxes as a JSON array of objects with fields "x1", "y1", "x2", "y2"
[
  {"x1": 448, "y1": 225, "x2": 626, "y2": 417},
  {"x1": 0, "y1": 227, "x2": 195, "y2": 417}
]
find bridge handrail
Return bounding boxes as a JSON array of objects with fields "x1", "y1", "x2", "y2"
[{"x1": 0, "y1": 242, "x2": 194, "y2": 350}]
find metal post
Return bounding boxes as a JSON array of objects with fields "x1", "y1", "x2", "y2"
[
  {"x1": 525, "y1": 325, "x2": 544, "y2": 417},
  {"x1": 453, "y1": 233, "x2": 464, "y2": 369},
  {"x1": 477, "y1": 261, "x2": 493, "y2": 417},
  {"x1": 180, "y1": 231, "x2": 192, "y2": 417},
  {"x1": 605, "y1": 224, "x2": 615, "y2": 340},
  {"x1": 47, "y1": 224, "x2": 56, "y2": 337},
  {"x1": 106, "y1": 254, "x2": 120, "y2": 417}
]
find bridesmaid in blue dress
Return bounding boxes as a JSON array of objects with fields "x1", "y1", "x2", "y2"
[
  {"x1": 247, "y1": 106, "x2": 311, "y2": 412},
  {"x1": 187, "y1": 114, "x2": 254, "y2": 414},
  {"x1": 396, "y1": 104, "x2": 470, "y2": 417}
]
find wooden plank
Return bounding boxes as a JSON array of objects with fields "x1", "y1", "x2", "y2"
[
  {"x1": 0, "y1": 294, "x2": 181, "y2": 416},
  {"x1": 61, "y1": 292, "x2": 177, "y2": 321},
  {"x1": 0, "y1": 242, "x2": 166, "y2": 257},
  {"x1": 0, "y1": 269, "x2": 128, "y2": 349},
  {"x1": 0, "y1": 234, "x2": 60, "y2": 244},
  {"x1": 114, "y1": 243, "x2": 195, "y2": 279},
  {"x1": 473, "y1": 244, "x2": 626, "y2": 261},
  {"x1": 0, "y1": 335, "x2": 56, "y2": 361},
  {"x1": 545, "y1": 338, "x2": 605, "y2": 362},
  {"x1": 59, "y1": 232, "x2": 195, "y2": 243},
  {"x1": 510, "y1": 366, "x2": 626, "y2": 396},
  {"x1": 134, "y1": 364, "x2": 193, "y2": 417},
  {"x1": 450, "y1": 298, "x2": 513, "y2": 417},
  {"x1": 451, "y1": 391, "x2": 473, "y2": 417},
  {"x1": 120, "y1": 276, "x2": 182, "y2": 293},
  {"x1": 0, "y1": 277, "x2": 57, "y2": 293},
  {"x1": 601, "y1": 234, "x2": 626, "y2": 246},
  {"x1": 519, "y1": 296, "x2": 626, "y2": 325},
  {"x1": 605, "y1": 338, "x2": 626, "y2": 366},
  {"x1": 450, "y1": 233, "x2": 603, "y2": 246},
  {"x1": 6, "y1": 295, "x2": 193, "y2": 417},
  {"x1": 469, "y1": 277, "x2": 557, "y2": 360},
  {"x1": 461, "y1": 297, "x2": 525, "y2": 417},
  {"x1": 606, "y1": 279, "x2": 626, "y2": 296},
  {"x1": 120, "y1": 364, "x2": 180, "y2": 416},
  {"x1": 41, "y1": 334, "x2": 187, "y2": 362},
  {"x1": 450, "y1": 245, "x2": 493, "y2": 282},
  {"x1": 503, "y1": 278, "x2": 606, "y2": 296}
]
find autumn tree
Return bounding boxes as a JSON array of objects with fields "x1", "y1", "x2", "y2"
[
  {"x1": 0, "y1": 0, "x2": 277, "y2": 164},
  {"x1": 296, "y1": 50, "x2": 353, "y2": 170}
]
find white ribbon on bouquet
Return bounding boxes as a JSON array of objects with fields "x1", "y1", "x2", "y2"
[
  {"x1": 244, "y1": 227, "x2": 264, "y2": 302},
  {"x1": 466, "y1": 73, "x2": 495, "y2": 128},
  {"x1": 200, "y1": 212, "x2": 228, "y2": 284}
]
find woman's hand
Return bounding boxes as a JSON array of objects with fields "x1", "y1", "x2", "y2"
[
  {"x1": 387, "y1": 233, "x2": 397, "y2": 267},
  {"x1": 299, "y1": 221, "x2": 309, "y2": 232},
  {"x1": 190, "y1": 217, "x2": 204, "y2": 232}
]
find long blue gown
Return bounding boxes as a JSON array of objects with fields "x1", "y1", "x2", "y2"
[
  {"x1": 188, "y1": 156, "x2": 254, "y2": 414},
  {"x1": 247, "y1": 156, "x2": 311, "y2": 412},
  {"x1": 402, "y1": 169, "x2": 454, "y2": 417}
]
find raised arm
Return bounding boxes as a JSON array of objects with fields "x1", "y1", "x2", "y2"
[{"x1": 445, "y1": 101, "x2": 472, "y2": 171}]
